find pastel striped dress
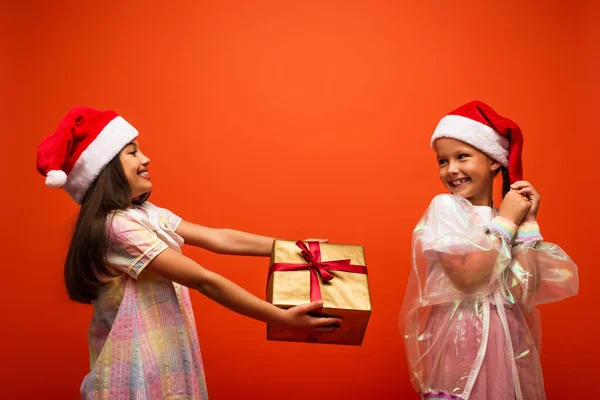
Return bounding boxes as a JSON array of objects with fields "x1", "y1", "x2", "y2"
[{"x1": 80, "y1": 202, "x2": 208, "y2": 399}]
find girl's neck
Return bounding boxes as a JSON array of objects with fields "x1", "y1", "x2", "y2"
[
  {"x1": 467, "y1": 188, "x2": 494, "y2": 208},
  {"x1": 469, "y1": 199, "x2": 493, "y2": 208}
]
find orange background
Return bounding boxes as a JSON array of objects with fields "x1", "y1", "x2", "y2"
[{"x1": 1, "y1": 1, "x2": 598, "y2": 398}]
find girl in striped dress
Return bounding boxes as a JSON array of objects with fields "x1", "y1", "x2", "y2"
[{"x1": 36, "y1": 106, "x2": 340, "y2": 399}]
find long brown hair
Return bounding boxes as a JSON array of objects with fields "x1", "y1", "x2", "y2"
[{"x1": 65, "y1": 155, "x2": 150, "y2": 303}]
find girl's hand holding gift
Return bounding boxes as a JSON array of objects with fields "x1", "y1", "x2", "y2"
[{"x1": 281, "y1": 300, "x2": 341, "y2": 334}]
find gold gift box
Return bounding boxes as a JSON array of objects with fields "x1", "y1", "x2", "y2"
[{"x1": 266, "y1": 240, "x2": 371, "y2": 346}]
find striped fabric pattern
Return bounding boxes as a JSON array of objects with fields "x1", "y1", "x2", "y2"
[
  {"x1": 487, "y1": 216, "x2": 518, "y2": 243},
  {"x1": 80, "y1": 203, "x2": 208, "y2": 399},
  {"x1": 514, "y1": 221, "x2": 543, "y2": 243}
]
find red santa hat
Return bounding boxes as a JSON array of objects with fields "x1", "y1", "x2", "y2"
[
  {"x1": 36, "y1": 106, "x2": 138, "y2": 204},
  {"x1": 430, "y1": 100, "x2": 523, "y2": 184}
]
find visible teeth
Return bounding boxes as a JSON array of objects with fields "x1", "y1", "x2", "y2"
[
  {"x1": 452, "y1": 178, "x2": 468, "y2": 186},
  {"x1": 139, "y1": 172, "x2": 149, "y2": 177}
]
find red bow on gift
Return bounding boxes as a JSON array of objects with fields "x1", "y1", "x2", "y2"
[{"x1": 269, "y1": 241, "x2": 367, "y2": 302}]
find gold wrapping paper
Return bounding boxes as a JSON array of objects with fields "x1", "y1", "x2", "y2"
[{"x1": 266, "y1": 240, "x2": 371, "y2": 346}]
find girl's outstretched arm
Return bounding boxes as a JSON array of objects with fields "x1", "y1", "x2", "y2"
[
  {"x1": 176, "y1": 220, "x2": 274, "y2": 256},
  {"x1": 145, "y1": 247, "x2": 341, "y2": 333}
]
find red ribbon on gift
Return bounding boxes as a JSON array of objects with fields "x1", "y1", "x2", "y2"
[{"x1": 268, "y1": 241, "x2": 368, "y2": 302}]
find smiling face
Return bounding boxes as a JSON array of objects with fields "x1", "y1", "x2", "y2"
[
  {"x1": 119, "y1": 139, "x2": 152, "y2": 201},
  {"x1": 434, "y1": 137, "x2": 501, "y2": 206}
]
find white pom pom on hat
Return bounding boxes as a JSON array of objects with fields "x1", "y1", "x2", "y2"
[{"x1": 45, "y1": 169, "x2": 68, "y2": 188}]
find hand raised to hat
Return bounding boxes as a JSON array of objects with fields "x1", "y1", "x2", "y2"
[
  {"x1": 498, "y1": 190, "x2": 532, "y2": 226},
  {"x1": 510, "y1": 181, "x2": 540, "y2": 222}
]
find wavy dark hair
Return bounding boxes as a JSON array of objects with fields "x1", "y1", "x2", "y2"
[{"x1": 65, "y1": 155, "x2": 150, "y2": 303}]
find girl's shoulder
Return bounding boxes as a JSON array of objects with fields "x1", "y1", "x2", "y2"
[
  {"x1": 108, "y1": 202, "x2": 179, "y2": 232},
  {"x1": 137, "y1": 202, "x2": 176, "y2": 216},
  {"x1": 110, "y1": 202, "x2": 169, "y2": 218},
  {"x1": 419, "y1": 194, "x2": 481, "y2": 233},
  {"x1": 107, "y1": 203, "x2": 160, "y2": 229},
  {"x1": 427, "y1": 194, "x2": 473, "y2": 214}
]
